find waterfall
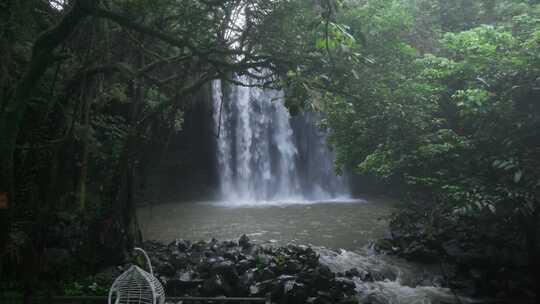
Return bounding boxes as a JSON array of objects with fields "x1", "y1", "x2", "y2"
[{"x1": 212, "y1": 78, "x2": 350, "y2": 203}]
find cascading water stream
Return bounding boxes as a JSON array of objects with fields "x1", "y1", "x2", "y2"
[{"x1": 212, "y1": 78, "x2": 350, "y2": 203}]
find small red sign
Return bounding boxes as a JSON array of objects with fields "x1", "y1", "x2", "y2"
[{"x1": 0, "y1": 192, "x2": 8, "y2": 209}]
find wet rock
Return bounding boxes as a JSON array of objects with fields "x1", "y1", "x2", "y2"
[
  {"x1": 339, "y1": 297, "x2": 359, "y2": 304},
  {"x1": 237, "y1": 252, "x2": 248, "y2": 261},
  {"x1": 223, "y1": 240, "x2": 238, "y2": 248},
  {"x1": 431, "y1": 275, "x2": 446, "y2": 287},
  {"x1": 334, "y1": 277, "x2": 357, "y2": 295},
  {"x1": 250, "y1": 279, "x2": 276, "y2": 296},
  {"x1": 312, "y1": 291, "x2": 335, "y2": 304},
  {"x1": 283, "y1": 259, "x2": 302, "y2": 274},
  {"x1": 241, "y1": 269, "x2": 256, "y2": 287},
  {"x1": 170, "y1": 251, "x2": 189, "y2": 269},
  {"x1": 373, "y1": 239, "x2": 395, "y2": 253},
  {"x1": 223, "y1": 250, "x2": 238, "y2": 262},
  {"x1": 166, "y1": 272, "x2": 203, "y2": 296},
  {"x1": 344, "y1": 268, "x2": 359, "y2": 278},
  {"x1": 249, "y1": 284, "x2": 260, "y2": 295},
  {"x1": 270, "y1": 280, "x2": 285, "y2": 301},
  {"x1": 329, "y1": 286, "x2": 345, "y2": 302},
  {"x1": 358, "y1": 270, "x2": 374, "y2": 282},
  {"x1": 177, "y1": 239, "x2": 191, "y2": 252},
  {"x1": 209, "y1": 238, "x2": 219, "y2": 246},
  {"x1": 191, "y1": 241, "x2": 207, "y2": 252},
  {"x1": 318, "y1": 265, "x2": 335, "y2": 279},
  {"x1": 237, "y1": 258, "x2": 256, "y2": 274},
  {"x1": 255, "y1": 254, "x2": 272, "y2": 267},
  {"x1": 204, "y1": 250, "x2": 215, "y2": 258},
  {"x1": 212, "y1": 261, "x2": 239, "y2": 284},
  {"x1": 167, "y1": 240, "x2": 178, "y2": 252},
  {"x1": 138, "y1": 238, "x2": 370, "y2": 303},
  {"x1": 197, "y1": 260, "x2": 213, "y2": 277},
  {"x1": 297, "y1": 269, "x2": 316, "y2": 287},
  {"x1": 312, "y1": 296, "x2": 333, "y2": 304},
  {"x1": 283, "y1": 281, "x2": 309, "y2": 304},
  {"x1": 190, "y1": 251, "x2": 203, "y2": 264},
  {"x1": 157, "y1": 262, "x2": 176, "y2": 277},
  {"x1": 278, "y1": 275, "x2": 297, "y2": 282},
  {"x1": 239, "y1": 234, "x2": 251, "y2": 249},
  {"x1": 201, "y1": 275, "x2": 224, "y2": 296},
  {"x1": 298, "y1": 268, "x2": 332, "y2": 291},
  {"x1": 345, "y1": 268, "x2": 373, "y2": 282},
  {"x1": 255, "y1": 268, "x2": 276, "y2": 281},
  {"x1": 359, "y1": 295, "x2": 386, "y2": 304}
]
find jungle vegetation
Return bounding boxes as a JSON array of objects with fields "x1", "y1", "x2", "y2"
[{"x1": 0, "y1": 0, "x2": 539, "y2": 301}]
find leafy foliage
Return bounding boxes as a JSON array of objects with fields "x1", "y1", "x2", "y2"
[{"x1": 278, "y1": 0, "x2": 540, "y2": 296}]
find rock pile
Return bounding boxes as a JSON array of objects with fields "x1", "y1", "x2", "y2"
[{"x1": 139, "y1": 235, "x2": 359, "y2": 304}]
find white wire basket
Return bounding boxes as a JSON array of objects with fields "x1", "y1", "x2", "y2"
[{"x1": 108, "y1": 247, "x2": 166, "y2": 304}]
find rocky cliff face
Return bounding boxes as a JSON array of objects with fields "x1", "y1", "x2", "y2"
[{"x1": 139, "y1": 85, "x2": 219, "y2": 203}]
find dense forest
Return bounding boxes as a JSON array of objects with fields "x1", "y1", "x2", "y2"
[{"x1": 1, "y1": 0, "x2": 539, "y2": 303}]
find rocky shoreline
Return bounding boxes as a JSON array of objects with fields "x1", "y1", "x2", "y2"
[
  {"x1": 374, "y1": 228, "x2": 536, "y2": 301},
  {"x1": 125, "y1": 236, "x2": 361, "y2": 304}
]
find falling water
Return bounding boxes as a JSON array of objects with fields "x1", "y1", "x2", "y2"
[{"x1": 212, "y1": 78, "x2": 350, "y2": 203}]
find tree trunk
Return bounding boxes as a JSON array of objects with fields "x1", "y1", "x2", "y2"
[
  {"x1": 0, "y1": 0, "x2": 92, "y2": 256},
  {"x1": 111, "y1": 52, "x2": 145, "y2": 250},
  {"x1": 78, "y1": 83, "x2": 92, "y2": 212}
]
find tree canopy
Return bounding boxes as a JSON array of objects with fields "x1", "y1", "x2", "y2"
[{"x1": 1, "y1": 0, "x2": 539, "y2": 301}]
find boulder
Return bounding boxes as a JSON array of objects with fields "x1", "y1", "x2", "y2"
[
  {"x1": 177, "y1": 239, "x2": 191, "y2": 252},
  {"x1": 201, "y1": 275, "x2": 225, "y2": 296},
  {"x1": 157, "y1": 262, "x2": 176, "y2": 277},
  {"x1": 137, "y1": 238, "x2": 365, "y2": 303},
  {"x1": 237, "y1": 258, "x2": 256, "y2": 274},
  {"x1": 191, "y1": 241, "x2": 207, "y2": 252},
  {"x1": 334, "y1": 277, "x2": 357, "y2": 296},
  {"x1": 283, "y1": 259, "x2": 302, "y2": 274},
  {"x1": 283, "y1": 281, "x2": 309, "y2": 304},
  {"x1": 212, "y1": 260, "x2": 239, "y2": 284},
  {"x1": 339, "y1": 297, "x2": 359, "y2": 304},
  {"x1": 254, "y1": 267, "x2": 276, "y2": 282},
  {"x1": 170, "y1": 251, "x2": 189, "y2": 269},
  {"x1": 223, "y1": 250, "x2": 238, "y2": 262},
  {"x1": 239, "y1": 234, "x2": 251, "y2": 249},
  {"x1": 197, "y1": 260, "x2": 213, "y2": 277},
  {"x1": 312, "y1": 295, "x2": 333, "y2": 304},
  {"x1": 166, "y1": 272, "x2": 203, "y2": 296}
]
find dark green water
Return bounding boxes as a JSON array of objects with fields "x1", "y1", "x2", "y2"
[{"x1": 138, "y1": 198, "x2": 392, "y2": 250}]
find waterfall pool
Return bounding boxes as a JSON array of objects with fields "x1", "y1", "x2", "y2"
[
  {"x1": 138, "y1": 197, "x2": 473, "y2": 304},
  {"x1": 138, "y1": 197, "x2": 391, "y2": 250}
]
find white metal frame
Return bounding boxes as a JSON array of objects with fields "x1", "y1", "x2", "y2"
[{"x1": 108, "y1": 247, "x2": 165, "y2": 304}]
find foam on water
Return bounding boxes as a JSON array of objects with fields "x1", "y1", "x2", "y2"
[
  {"x1": 317, "y1": 248, "x2": 473, "y2": 304},
  {"x1": 211, "y1": 197, "x2": 367, "y2": 208}
]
